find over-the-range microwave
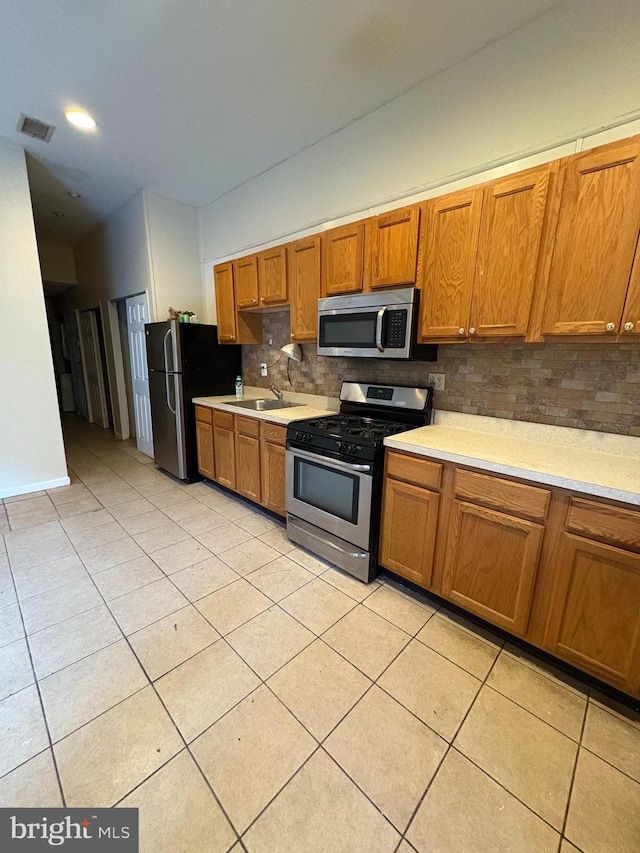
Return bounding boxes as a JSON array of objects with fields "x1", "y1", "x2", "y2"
[{"x1": 316, "y1": 287, "x2": 438, "y2": 360}]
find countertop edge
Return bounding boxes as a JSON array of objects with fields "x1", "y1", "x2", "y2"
[
  {"x1": 192, "y1": 395, "x2": 334, "y2": 425},
  {"x1": 384, "y1": 436, "x2": 640, "y2": 507}
]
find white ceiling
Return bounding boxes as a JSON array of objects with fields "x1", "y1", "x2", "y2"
[{"x1": 0, "y1": 0, "x2": 565, "y2": 245}]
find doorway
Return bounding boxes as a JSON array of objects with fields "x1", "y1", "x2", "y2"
[{"x1": 117, "y1": 293, "x2": 154, "y2": 458}]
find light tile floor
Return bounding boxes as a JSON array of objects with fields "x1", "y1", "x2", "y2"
[{"x1": 1, "y1": 418, "x2": 639, "y2": 852}]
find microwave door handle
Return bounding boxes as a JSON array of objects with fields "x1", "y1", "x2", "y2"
[{"x1": 376, "y1": 307, "x2": 386, "y2": 352}]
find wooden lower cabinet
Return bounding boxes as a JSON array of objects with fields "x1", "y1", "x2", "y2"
[
  {"x1": 195, "y1": 420, "x2": 215, "y2": 480},
  {"x1": 235, "y1": 433, "x2": 261, "y2": 502},
  {"x1": 379, "y1": 478, "x2": 439, "y2": 587},
  {"x1": 195, "y1": 407, "x2": 287, "y2": 518},
  {"x1": 261, "y1": 441, "x2": 286, "y2": 516},
  {"x1": 213, "y1": 426, "x2": 236, "y2": 490},
  {"x1": 543, "y1": 533, "x2": 640, "y2": 694},
  {"x1": 442, "y1": 500, "x2": 543, "y2": 635},
  {"x1": 379, "y1": 449, "x2": 640, "y2": 697}
]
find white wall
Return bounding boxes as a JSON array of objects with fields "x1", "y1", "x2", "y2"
[
  {"x1": 38, "y1": 240, "x2": 77, "y2": 284},
  {"x1": 145, "y1": 191, "x2": 203, "y2": 320},
  {"x1": 0, "y1": 141, "x2": 69, "y2": 497},
  {"x1": 199, "y1": 0, "x2": 640, "y2": 322}
]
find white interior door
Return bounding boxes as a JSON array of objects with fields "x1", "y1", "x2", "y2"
[
  {"x1": 78, "y1": 309, "x2": 109, "y2": 428},
  {"x1": 126, "y1": 293, "x2": 154, "y2": 457}
]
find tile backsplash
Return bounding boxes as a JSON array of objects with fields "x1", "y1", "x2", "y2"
[{"x1": 241, "y1": 311, "x2": 640, "y2": 436}]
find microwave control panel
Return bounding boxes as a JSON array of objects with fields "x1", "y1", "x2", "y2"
[{"x1": 385, "y1": 309, "x2": 408, "y2": 348}]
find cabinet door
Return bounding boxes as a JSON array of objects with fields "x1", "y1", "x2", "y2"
[
  {"x1": 213, "y1": 263, "x2": 237, "y2": 343},
  {"x1": 442, "y1": 501, "x2": 543, "y2": 635},
  {"x1": 620, "y1": 234, "x2": 640, "y2": 337},
  {"x1": 258, "y1": 246, "x2": 288, "y2": 306},
  {"x1": 470, "y1": 166, "x2": 550, "y2": 338},
  {"x1": 213, "y1": 426, "x2": 236, "y2": 490},
  {"x1": 234, "y1": 255, "x2": 259, "y2": 310},
  {"x1": 289, "y1": 236, "x2": 321, "y2": 343},
  {"x1": 235, "y1": 433, "x2": 261, "y2": 502},
  {"x1": 379, "y1": 479, "x2": 439, "y2": 587},
  {"x1": 261, "y1": 440, "x2": 286, "y2": 516},
  {"x1": 542, "y1": 138, "x2": 640, "y2": 336},
  {"x1": 322, "y1": 221, "x2": 365, "y2": 296},
  {"x1": 365, "y1": 206, "x2": 420, "y2": 289},
  {"x1": 195, "y1": 420, "x2": 215, "y2": 480},
  {"x1": 544, "y1": 533, "x2": 640, "y2": 693},
  {"x1": 420, "y1": 189, "x2": 483, "y2": 340}
]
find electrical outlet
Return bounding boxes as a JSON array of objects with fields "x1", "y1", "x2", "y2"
[
  {"x1": 260, "y1": 362, "x2": 268, "y2": 377},
  {"x1": 428, "y1": 373, "x2": 445, "y2": 391}
]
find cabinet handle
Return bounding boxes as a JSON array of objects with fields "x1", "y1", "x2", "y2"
[
  {"x1": 469, "y1": 327, "x2": 476, "y2": 335},
  {"x1": 458, "y1": 328, "x2": 465, "y2": 335},
  {"x1": 291, "y1": 333, "x2": 296, "y2": 340},
  {"x1": 605, "y1": 322, "x2": 616, "y2": 332},
  {"x1": 624, "y1": 321, "x2": 635, "y2": 331},
  {"x1": 251, "y1": 298, "x2": 258, "y2": 305},
  {"x1": 261, "y1": 297, "x2": 266, "y2": 305}
]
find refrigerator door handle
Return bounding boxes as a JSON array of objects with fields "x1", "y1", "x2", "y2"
[
  {"x1": 162, "y1": 329, "x2": 172, "y2": 373},
  {"x1": 165, "y1": 373, "x2": 176, "y2": 414}
]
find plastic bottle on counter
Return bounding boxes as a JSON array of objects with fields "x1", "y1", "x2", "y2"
[{"x1": 235, "y1": 375, "x2": 244, "y2": 400}]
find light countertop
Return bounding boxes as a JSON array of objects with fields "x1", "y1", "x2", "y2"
[
  {"x1": 385, "y1": 411, "x2": 640, "y2": 506},
  {"x1": 192, "y1": 386, "x2": 337, "y2": 425}
]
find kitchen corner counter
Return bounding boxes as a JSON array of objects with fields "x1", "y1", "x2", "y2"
[
  {"x1": 384, "y1": 411, "x2": 640, "y2": 506},
  {"x1": 192, "y1": 387, "x2": 338, "y2": 425}
]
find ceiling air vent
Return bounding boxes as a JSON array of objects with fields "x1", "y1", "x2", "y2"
[{"x1": 17, "y1": 113, "x2": 55, "y2": 143}]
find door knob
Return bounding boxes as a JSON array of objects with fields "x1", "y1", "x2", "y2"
[
  {"x1": 624, "y1": 321, "x2": 635, "y2": 331},
  {"x1": 458, "y1": 328, "x2": 465, "y2": 335},
  {"x1": 605, "y1": 322, "x2": 615, "y2": 332}
]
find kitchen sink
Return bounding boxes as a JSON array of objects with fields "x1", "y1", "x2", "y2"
[{"x1": 226, "y1": 398, "x2": 299, "y2": 411}]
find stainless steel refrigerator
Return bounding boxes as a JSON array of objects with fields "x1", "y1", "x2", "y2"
[{"x1": 145, "y1": 321, "x2": 241, "y2": 481}]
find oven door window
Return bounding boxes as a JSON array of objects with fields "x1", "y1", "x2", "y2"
[
  {"x1": 294, "y1": 457, "x2": 359, "y2": 523},
  {"x1": 318, "y1": 313, "x2": 377, "y2": 348}
]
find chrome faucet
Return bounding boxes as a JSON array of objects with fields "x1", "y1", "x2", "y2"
[{"x1": 269, "y1": 384, "x2": 284, "y2": 401}]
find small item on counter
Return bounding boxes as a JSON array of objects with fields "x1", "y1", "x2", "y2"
[
  {"x1": 235, "y1": 375, "x2": 244, "y2": 400},
  {"x1": 167, "y1": 307, "x2": 179, "y2": 320},
  {"x1": 189, "y1": 314, "x2": 200, "y2": 323}
]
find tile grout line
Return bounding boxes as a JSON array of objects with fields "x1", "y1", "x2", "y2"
[{"x1": 558, "y1": 691, "x2": 590, "y2": 848}]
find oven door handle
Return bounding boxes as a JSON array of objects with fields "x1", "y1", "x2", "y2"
[
  {"x1": 288, "y1": 445, "x2": 371, "y2": 473},
  {"x1": 375, "y1": 306, "x2": 386, "y2": 352}
]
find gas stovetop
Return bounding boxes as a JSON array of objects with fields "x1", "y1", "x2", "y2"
[{"x1": 287, "y1": 381, "x2": 433, "y2": 461}]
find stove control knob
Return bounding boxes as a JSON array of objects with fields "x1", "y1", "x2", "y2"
[
  {"x1": 295, "y1": 431, "x2": 304, "y2": 442},
  {"x1": 303, "y1": 434, "x2": 312, "y2": 443}
]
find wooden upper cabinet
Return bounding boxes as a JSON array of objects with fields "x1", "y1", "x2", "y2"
[
  {"x1": 322, "y1": 221, "x2": 365, "y2": 296},
  {"x1": 541, "y1": 137, "x2": 640, "y2": 337},
  {"x1": 234, "y1": 254, "x2": 259, "y2": 310},
  {"x1": 419, "y1": 188, "x2": 483, "y2": 341},
  {"x1": 289, "y1": 236, "x2": 321, "y2": 342},
  {"x1": 258, "y1": 246, "x2": 288, "y2": 307},
  {"x1": 442, "y1": 500, "x2": 544, "y2": 635},
  {"x1": 471, "y1": 165, "x2": 551, "y2": 338},
  {"x1": 365, "y1": 205, "x2": 421, "y2": 290},
  {"x1": 544, "y1": 533, "x2": 640, "y2": 693},
  {"x1": 620, "y1": 234, "x2": 640, "y2": 337},
  {"x1": 213, "y1": 262, "x2": 237, "y2": 343}
]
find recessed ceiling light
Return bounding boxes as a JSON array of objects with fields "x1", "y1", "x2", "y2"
[
  {"x1": 67, "y1": 191, "x2": 82, "y2": 199},
  {"x1": 65, "y1": 109, "x2": 97, "y2": 130}
]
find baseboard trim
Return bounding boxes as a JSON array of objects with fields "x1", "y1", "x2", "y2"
[{"x1": 0, "y1": 476, "x2": 72, "y2": 499}]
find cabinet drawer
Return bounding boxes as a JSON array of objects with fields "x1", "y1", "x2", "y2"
[
  {"x1": 261, "y1": 421, "x2": 287, "y2": 446},
  {"x1": 385, "y1": 451, "x2": 442, "y2": 491},
  {"x1": 566, "y1": 498, "x2": 640, "y2": 552},
  {"x1": 213, "y1": 410, "x2": 234, "y2": 430},
  {"x1": 236, "y1": 415, "x2": 261, "y2": 438},
  {"x1": 454, "y1": 469, "x2": 550, "y2": 521},
  {"x1": 195, "y1": 405, "x2": 212, "y2": 424}
]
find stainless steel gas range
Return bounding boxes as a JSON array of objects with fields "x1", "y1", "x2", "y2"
[{"x1": 285, "y1": 381, "x2": 433, "y2": 583}]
